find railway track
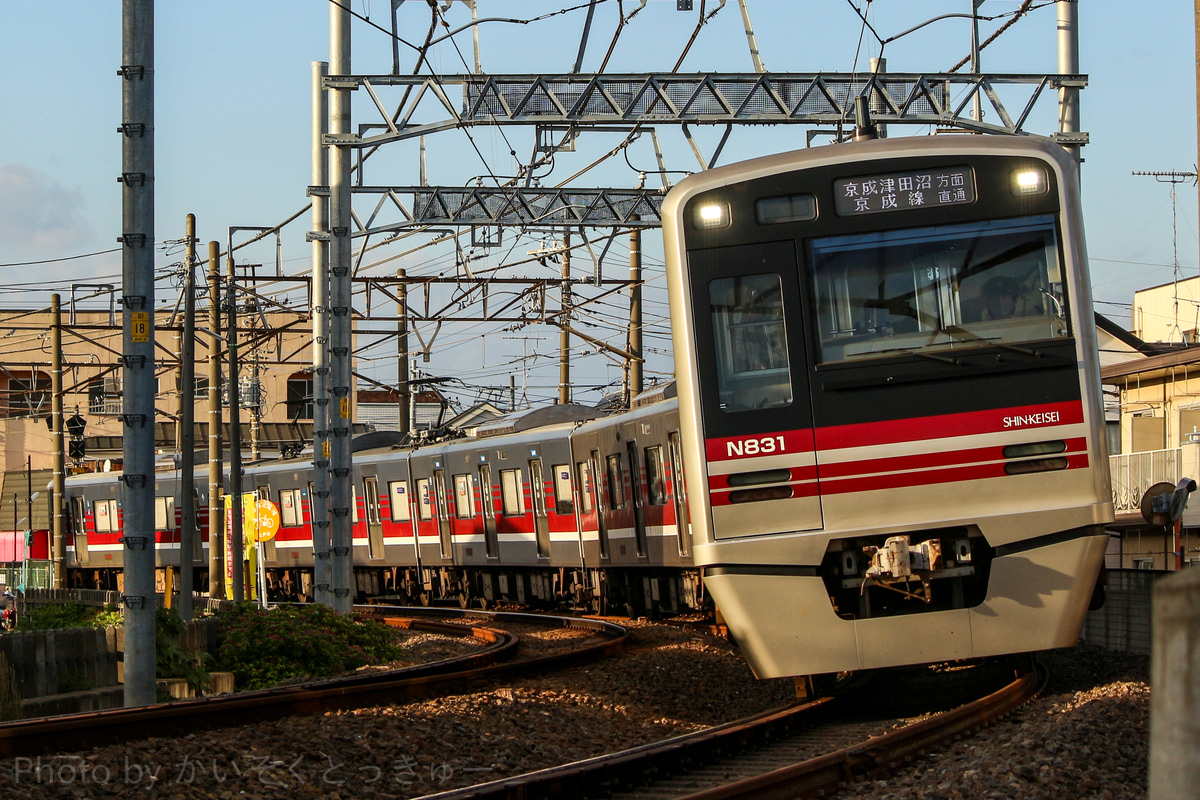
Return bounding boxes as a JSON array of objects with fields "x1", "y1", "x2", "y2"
[
  {"x1": 420, "y1": 658, "x2": 1045, "y2": 800},
  {"x1": 0, "y1": 608, "x2": 627, "y2": 759}
]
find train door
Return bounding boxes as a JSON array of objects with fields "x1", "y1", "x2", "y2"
[
  {"x1": 529, "y1": 459, "x2": 550, "y2": 558},
  {"x1": 70, "y1": 496, "x2": 89, "y2": 565},
  {"x1": 590, "y1": 450, "x2": 610, "y2": 559},
  {"x1": 688, "y1": 242, "x2": 823, "y2": 537},
  {"x1": 478, "y1": 464, "x2": 498, "y2": 558},
  {"x1": 363, "y1": 476, "x2": 384, "y2": 560},
  {"x1": 625, "y1": 442, "x2": 649, "y2": 557},
  {"x1": 433, "y1": 469, "x2": 452, "y2": 559},
  {"x1": 667, "y1": 431, "x2": 691, "y2": 557}
]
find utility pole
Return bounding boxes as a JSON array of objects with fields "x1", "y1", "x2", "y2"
[
  {"x1": 226, "y1": 252, "x2": 244, "y2": 602},
  {"x1": 207, "y1": 241, "x2": 224, "y2": 598},
  {"x1": 629, "y1": 221, "x2": 643, "y2": 401},
  {"x1": 51, "y1": 294, "x2": 64, "y2": 589},
  {"x1": 118, "y1": 0, "x2": 156, "y2": 708},
  {"x1": 397, "y1": 268, "x2": 410, "y2": 434},
  {"x1": 559, "y1": 233, "x2": 571, "y2": 405},
  {"x1": 329, "y1": 1, "x2": 354, "y2": 614},
  {"x1": 311, "y1": 59, "x2": 333, "y2": 608},
  {"x1": 178, "y1": 214, "x2": 197, "y2": 620},
  {"x1": 1057, "y1": 0, "x2": 1081, "y2": 162}
]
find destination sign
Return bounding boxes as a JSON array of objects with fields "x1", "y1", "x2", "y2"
[{"x1": 833, "y1": 166, "x2": 976, "y2": 216}]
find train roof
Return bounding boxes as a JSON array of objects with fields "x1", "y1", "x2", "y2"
[{"x1": 474, "y1": 403, "x2": 604, "y2": 438}]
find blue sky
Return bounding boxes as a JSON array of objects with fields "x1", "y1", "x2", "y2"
[{"x1": 0, "y1": 1, "x2": 1194, "y2": 407}]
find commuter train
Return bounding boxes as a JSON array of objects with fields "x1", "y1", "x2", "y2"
[
  {"x1": 60, "y1": 385, "x2": 700, "y2": 618},
  {"x1": 662, "y1": 133, "x2": 1112, "y2": 678},
  {"x1": 56, "y1": 133, "x2": 1110, "y2": 681}
]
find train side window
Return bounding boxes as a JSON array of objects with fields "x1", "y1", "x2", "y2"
[
  {"x1": 577, "y1": 461, "x2": 594, "y2": 513},
  {"x1": 708, "y1": 274, "x2": 793, "y2": 412},
  {"x1": 500, "y1": 469, "x2": 524, "y2": 516},
  {"x1": 93, "y1": 499, "x2": 118, "y2": 532},
  {"x1": 606, "y1": 454, "x2": 627, "y2": 509},
  {"x1": 644, "y1": 446, "x2": 667, "y2": 506},
  {"x1": 154, "y1": 496, "x2": 175, "y2": 532},
  {"x1": 453, "y1": 474, "x2": 475, "y2": 519},
  {"x1": 415, "y1": 478, "x2": 433, "y2": 521},
  {"x1": 388, "y1": 481, "x2": 412, "y2": 522},
  {"x1": 363, "y1": 477, "x2": 382, "y2": 525},
  {"x1": 552, "y1": 464, "x2": 573, "y2": 515},
  {"x1": 279, "y1": 488, "x2": 303, "y2": 527}
]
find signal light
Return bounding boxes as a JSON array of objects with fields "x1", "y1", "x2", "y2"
[{"x1": 69, "y1": 439, "x2": 87, "y2": 460}]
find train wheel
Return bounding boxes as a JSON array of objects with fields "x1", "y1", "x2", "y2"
[
  {"x1": 419, "y1": 592, "x2": 432, "y2": 607},
  {"x1": 458, "y1": 592, "x2": 471, "y2": 609}
]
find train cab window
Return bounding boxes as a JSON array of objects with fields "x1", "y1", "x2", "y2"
[
  {"x1": 279, "y1": 488, "x2": 303, "y2": 527},
  {"x1": 388, "y1": 481, "x2": 412, "y2": 522},
  {"x1": 363, "y1": 477, "x2": 382, "y2": 525},
  {"x1": 453, "y1": 474, "x2": 475, "y2": 519},
  {"x1": 154, "y1": 496, "x2": 175, "y2": 532},
  {"x1": 709, "y1": 274, "x2": 793, "y2": 412},
  {"x1": 606, "y1": 455, "x2": 627, "y2": 509},
  {"x1": 577, "y1": 461, "x2": 595, "y2": 513},
  {"x1": 552, "y1": 464, "x2": 573, "y2": 515},
  {"x1": 644, "y1": 446, "x2": 667, "y2": 506},
  {"x1": 811, "y1": 215, "x2": 1068, "y2": 364},
  {"x1": 500, "y1": 469, "x2": 525, "y2": 516},
  {"x1": 415, "y1": 478, "x2": 433, "y2": 521}
]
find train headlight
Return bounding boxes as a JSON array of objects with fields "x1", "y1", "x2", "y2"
[
  {"x1": 1011, "y1": 168, "x2": 1047, "y2": 196},
  {"x1": 695, "y1": 202, "x2": 730, "y2": 229}
]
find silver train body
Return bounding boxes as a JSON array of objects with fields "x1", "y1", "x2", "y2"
[
  {"x1": 60, "y1": 392, "x2": 700, "y2": 617},
  {"x1": 663, "y1": 135, "x2": 1112, "y2": 678}
]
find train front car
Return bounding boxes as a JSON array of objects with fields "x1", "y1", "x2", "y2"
[{"x1": 663, "y1": 135, "x2": 1112, "y2": 679}]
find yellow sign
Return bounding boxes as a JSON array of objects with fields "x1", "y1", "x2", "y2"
[
  {"x1": 340, "y1": 397, "x2": 350, "y2": 418},
  {"x1": 322, "y1": 440, "x2": 330, "y2": 458},
  {"x1": 131, "y1": 312, "x2": 150, "y2": 342},
  {"x1": 253, "y1": 499, "x2": 281, "y2": 542}
]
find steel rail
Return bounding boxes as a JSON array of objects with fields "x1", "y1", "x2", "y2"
[
  {"x1": 0, "y1": 611, "x2": 627, "y2": 759},
  {"x1": 420, "y1": 661, "x2": 1044, "y2": 800}
]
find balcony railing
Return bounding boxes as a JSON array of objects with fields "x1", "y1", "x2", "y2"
[{"x1": 1109, "y1": 448, "x2": 1184, "y2": 513}]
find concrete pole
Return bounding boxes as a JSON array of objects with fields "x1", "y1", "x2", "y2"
[
  {"x1": 329, "y1": 1, "x2": 354, "y2": 613},
  {"x1": 397, "y1": 269, "x2": 410, "y2": 435},
  {"x1": 178, "y1": 214, "x2": 197, "y2": 620},
  {"x1": 51, "y1": 294, "x2": 64, "y2": 589},
  {"x1": 1057, "y1": 0, "x2": 1080, "y2": 162},
  {"x1": 311, "y1": 60, "x2": 333, "y2": 607},
  {"x1": 226, "y1": 254, "x2": 244, "y2": 603},
  {"x1": 1151, "y1": 568, "x2": 1200, "y2": 797},
  {"x1": 119, "y1": 0, "x2": 156, "y2": 708},
  {"x1": 559, "y1": 233, "x2": 571, "y2": 405},
  {"x1": 629, "y1": 223, "x2": 643, "y2": 400},
  {"x1": 206, "y1": 242, "x2": 224, "y2": 598}
]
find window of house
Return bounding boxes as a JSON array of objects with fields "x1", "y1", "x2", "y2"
[{"x1": 1133, "y1": 557, "x2": 1155, "y2": 570}]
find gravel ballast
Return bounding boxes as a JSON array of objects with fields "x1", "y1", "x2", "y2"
[{"x1": 0, "y1": 621, "x2": 1149, "y2": 799}]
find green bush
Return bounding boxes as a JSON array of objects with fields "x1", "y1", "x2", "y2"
[
  {"x1": 15, "y1": 602, "x2": 94, "y2": 630},
  {"x1": 215, "y1": 603, "x2": 404, "y2": 691},
  {"x1": 155, "y1": 606, "x2": 210, "y2": 697}
]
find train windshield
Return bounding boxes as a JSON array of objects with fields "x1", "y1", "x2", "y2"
[{"x1": 809, "y1": 214, "x2": 1068, "y2": 363}]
